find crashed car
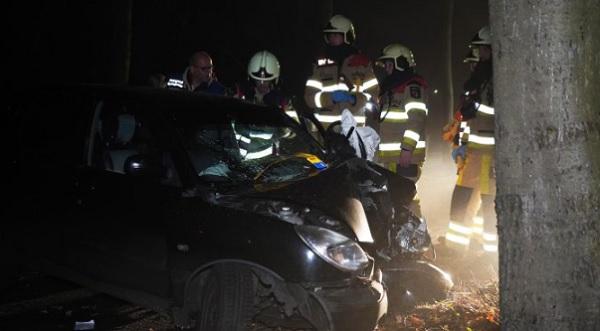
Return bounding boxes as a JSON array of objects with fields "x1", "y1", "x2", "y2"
[
  {"x1": 5, "y1": 85, "x2": 387, "y2": 331},
  {"x1": 297, "y1": 110, "x2": 454, "y2": 311}
]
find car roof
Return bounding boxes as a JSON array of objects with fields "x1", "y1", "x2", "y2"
[{"x1": 9, "y1": 83, "x2": 286, "y2": 121}]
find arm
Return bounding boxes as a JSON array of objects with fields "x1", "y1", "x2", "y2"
[{"x1": 401, "y1": 83, "x2": 428, "y2": 151}]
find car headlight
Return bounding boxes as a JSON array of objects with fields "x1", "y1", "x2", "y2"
[
  {"x1": 396, "y1": 214, "x2": 431, "y2": 254},
  {"x1": 295, "y1": 225, "x2": 369, "y2": 272}
]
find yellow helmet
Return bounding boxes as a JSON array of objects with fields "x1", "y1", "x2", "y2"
[
  {"x1": 378, "y1": 43, "x2": 416, "y2": 71},
  {"x1": 323, "y1": 15, "x2": 356, "y2": 45},
  {"x1": 247, "y1": 50, "x2": 280, "y2": 84}
]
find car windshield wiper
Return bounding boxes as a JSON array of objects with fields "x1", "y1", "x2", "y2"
[{"x1": 252, "y1": 155, "x2": 320, "y2": 184}]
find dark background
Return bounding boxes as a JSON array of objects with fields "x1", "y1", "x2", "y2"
[
  {"x1": 6, "y1": 0, "x2": 487, "y2": 111},
  {"x1": 6, "y1": 0, "x2": 489, "y2": 231}
]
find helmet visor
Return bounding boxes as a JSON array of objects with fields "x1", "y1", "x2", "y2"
[{"x1": 250, "y1": 67, "x2": 275, "y2": 81}]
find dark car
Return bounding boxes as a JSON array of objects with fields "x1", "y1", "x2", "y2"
[
  {"x1": 5, "y1": 85, "x2": 387, "y2": 331},
  {"x1": 297, "y1": 112, "x2": 454, "y2": 312}
]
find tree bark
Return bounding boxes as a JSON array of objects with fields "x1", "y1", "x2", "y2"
[
  {"x1": 107, "y1": 0, "x2": 132, "y2": 84},
  {"x1": 490, "y1": 0, "x2": 600, "y2": 330}
]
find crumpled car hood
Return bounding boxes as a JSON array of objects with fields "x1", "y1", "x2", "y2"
[{"x1": 245, "y1": 161, "x2": 375, "y2": 243}]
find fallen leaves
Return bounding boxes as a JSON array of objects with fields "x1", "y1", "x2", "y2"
[{"x1": 378, "y1": 281, "x2": 499, "y2": 331}]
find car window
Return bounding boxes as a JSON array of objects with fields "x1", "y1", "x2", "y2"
[
  {"x1": 88, "y1": 99, "x2": 182, "y2": 187},
  {"x1": 171, "y1": 107, "x2": 328, "y2": 184}
]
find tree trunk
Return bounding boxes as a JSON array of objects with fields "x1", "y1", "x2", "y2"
[
  {"x1": 490, "y1": 0, "x2": 600, "y2": 330},
  {"x1": 107, "y1": 0, "x2": 132, "y2": 84}
]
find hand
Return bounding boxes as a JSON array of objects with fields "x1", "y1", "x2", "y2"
[
  {"x1": 364, "y1": 101, "x2": 378, "y2": 113},
  {"x1": 398, "y1": 149, "x2": 413, "y2": 167},
  {"x1": 331, "y1": 90, "x2": 356, "y2": 104},
  {"x1": 442, "y1": 121, "x2": 459, "y2": 142},
  {"x1": 456, "y1": 156, "x2": 465, "y2": 175},
  {"x1": 451, "y1": 144, "x2": 467, "y2": 162}
]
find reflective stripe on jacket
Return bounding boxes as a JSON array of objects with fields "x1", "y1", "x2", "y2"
[{"x1": 377, "y1": 74, "x2": 428, "y2": 165}]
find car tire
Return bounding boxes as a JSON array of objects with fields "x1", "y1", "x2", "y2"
[{"x1": 195, "y1": 264, "x2": 256, "y2": 331}]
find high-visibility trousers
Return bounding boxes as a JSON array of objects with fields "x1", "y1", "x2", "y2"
[
  {"x1": 456, "y1": 146, "x2": 495, "y2": 195},
  {"x1": 446, "y1": 145, "x2": 497, "y2": 252}
]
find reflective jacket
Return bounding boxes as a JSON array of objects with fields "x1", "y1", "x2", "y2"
[
  {"x1": 461, "y1": 60, "x2": 494, "y2": 150},
  {"x1": 376, "y1": 70, "x2": 429, "y2": 166},
  {"x1": 304, "y1": 45, "x2": 379, "y2": 129},
  {"x1": 233, "y1": 125, "x2": 276, "y2": 161}
]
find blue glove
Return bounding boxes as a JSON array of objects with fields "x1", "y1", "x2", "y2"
[
  {"x1": 331, "y1": 90, "x2": 356, "y2": 104},
  {"x1": 451, "y1": 144, "x2": 467, "y2": 162}
]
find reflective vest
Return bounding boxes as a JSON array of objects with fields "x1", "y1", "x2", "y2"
[
  {"x1": 466, "y1": 80, "x2": 494, "y2": 149},
  {"x1": 234, "y1": 126, "x2": 276, "y2": 160},
  {"x1": 376, "y1": 76, "x2": 428, "y2": 167},
  {"x1": 304, "y1": 53, "x2": 379, "y2": 130}
]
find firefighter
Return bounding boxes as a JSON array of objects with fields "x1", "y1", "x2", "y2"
[
  {"x1": 445, "y1": 26, "x2": 497, "y2": 254},
  {"x1": 375, "y1": 43, "x2": 429, "y2": 216},
  {"x1": 440, "y1": 47, "x2": 481, "y2": 251},
  {"x1": 165, "y1": 51, "x2": 226, "y2": 95},
  {"x1": 304, "y1": 15, "x2": 380, "y2": 134},
  {"x1": 442, "y1": 48, "x2": 480, "y2": 175},
  {"x1": 235, "y1": 50, "x2": 299, "y2": 121},
  {"x1": 230, "y1": 50, "x2": 294, "y2": 160},
  {"x1": 237, "y1": 50, "x2": 283, "y2": 107}
]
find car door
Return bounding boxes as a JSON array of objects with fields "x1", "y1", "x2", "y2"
[{"x1": 65, "y1": 95, "x2": 184, "y2": 298}]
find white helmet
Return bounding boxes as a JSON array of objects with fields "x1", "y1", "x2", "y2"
[
  {"x1": 247, "y1": 50, "x2": 280, "y2": 84},
  {"x1": 323, "y1": 15, "x2": 356, "y2": 45},
  {"x1": 470, "y1": 26, "x2": 491, "y2": 46},
  {"x1": 378, "y1": 43, "x2": 416, "y2": 71}
]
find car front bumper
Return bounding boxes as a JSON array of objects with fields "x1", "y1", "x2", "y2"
[{"x1": 308, "y1": 278, "x2": 388, "y2": 331}]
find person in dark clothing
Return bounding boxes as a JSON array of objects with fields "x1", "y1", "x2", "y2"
[{"x1": 165, "y1": 51, "x2": 226, "y2": 95}]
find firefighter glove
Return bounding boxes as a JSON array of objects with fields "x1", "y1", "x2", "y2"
[
  {"x1": 331, "y1": 90, "x2": 356, "y2": 104},
  {"x1": 452, "y1": 144, "x2": 467, "y2": 162}
]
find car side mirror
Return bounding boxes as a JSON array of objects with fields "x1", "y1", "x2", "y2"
[{"x1": 124, "y1": 154, "x2": 164, "y2": 178}]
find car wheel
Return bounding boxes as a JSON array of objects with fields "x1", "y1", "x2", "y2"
[{"x1": 195, "y1": 264, "x2": 256, "y2": 331}]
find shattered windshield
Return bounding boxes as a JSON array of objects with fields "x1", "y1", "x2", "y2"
[{"x1": 171, "y1": 106, "x2": 328, "y2": 184}]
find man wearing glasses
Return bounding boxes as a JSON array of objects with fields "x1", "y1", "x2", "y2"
[{"x1": 166, "y1": 51, "x2": 226, "y2": 95}]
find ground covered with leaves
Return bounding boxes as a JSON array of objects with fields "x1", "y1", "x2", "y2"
[
  {"x1": 377, "y1": 240, "x2": 500, "y2": 331},
  {"x1": 377, "y1": 281, "x2": 499, "y2": 331}
]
